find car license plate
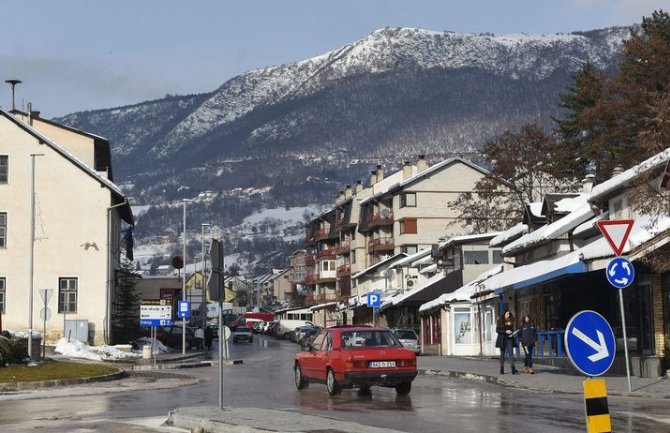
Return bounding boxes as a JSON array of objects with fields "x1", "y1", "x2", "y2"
[{"x1": 369, "y1": 361, "x2": 395, "y2": 368}]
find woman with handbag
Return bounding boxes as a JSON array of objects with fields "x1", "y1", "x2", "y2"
[{"x1": 495, "y1": 310, "x2": 518, "y2": 375}]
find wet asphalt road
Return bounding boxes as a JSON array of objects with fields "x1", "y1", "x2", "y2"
[{"x1": 1, "y1": 335, "x2": 669, "y2": 432}]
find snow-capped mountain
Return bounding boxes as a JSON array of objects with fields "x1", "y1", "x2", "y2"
[{"x1": 56, "y1": 26, "x2": 629, "y2": 270}]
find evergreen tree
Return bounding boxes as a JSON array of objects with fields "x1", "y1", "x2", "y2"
[{"x1": 112, "y1": 259, "x2": 142, "y2": 345}]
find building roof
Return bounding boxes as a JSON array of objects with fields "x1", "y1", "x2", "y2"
[
  {"x1": 0, "y1": 109, "x2": 133, "y2": 224},
  {"x1": 351, "y1": 253, "x2": 408, "y2": 280},
  {"x1": 437, "y1": 232, "x2": 500, "y2": 252},
  {"x1": 489, "y1": 224, "x2": 528, "y2": 248}
]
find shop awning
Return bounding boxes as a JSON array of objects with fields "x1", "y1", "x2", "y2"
[{"x1": 479, "y1": 250, "x2": 587, "y2": 294}]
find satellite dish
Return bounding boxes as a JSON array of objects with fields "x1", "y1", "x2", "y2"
[
  {"x1": 384, "y1": 268, "x2": 396, "y2": 280},
  {"x1": 381, "y1": 208, "x2": 391, "y2": 218},
  {"x1": 406, "y1": 279, "x2": 415, "y2": 288}
]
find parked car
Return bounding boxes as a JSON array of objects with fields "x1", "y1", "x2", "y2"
[
  {"x1": 298, "y1": 326, "x2": 321, "y2": 346},
  {"x1": 294, "y1": 325, "x2": 417, "y2": 396},
  {"x1": 232, "y1": 326, "x2": 254, "y2": 344},
  {"x1": 266, "y1": 321, "x2": 281, "y2": 337},
  {"x1": 392, "y1": 328, "x2": 420, "y2": 354},
  {"x1": 156, "y1": 326, "x2": 197, "y2": 350},
  {"x1": 292, "y1": 325, "x2": 318, "y2": 343}
]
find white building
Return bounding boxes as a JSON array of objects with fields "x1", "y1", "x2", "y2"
[{"x1": 0, "y1": 109, "x2": 133, "y2": 346}]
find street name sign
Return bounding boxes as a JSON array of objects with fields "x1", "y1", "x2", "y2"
[
  {"x1": 606, "y1": 257, "x2": 635, "y2": 289},
  {"x1": 367, "y1": 291, "x2": 382, "y2": 308},
  {"x1": 596, "y1": 219, "x2": 634, "y2": 256},
  {"x1": 565, "y1": 310, "x2": 616, "y2": 377},
  {"x1": 140, "y1": 299, "x2": 173, "y2": 327}
]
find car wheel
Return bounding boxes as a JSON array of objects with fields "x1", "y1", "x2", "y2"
[
  {"x1": 326, "y1": 368, "x2": 341, "y2": 396},
  {"x1": 249, "y1": 337, "x2": 253, "y2": 343},
  {"x1": 283, "y1": 333, "x2": 291, "y2": 340},
  {"x1": 395, "y1": 381, "x2": 412, "y2": 396},
  {"x1": 357, "y1": 386, "x2": 371, "y2": 396},
  {"x1": 294, "y1": 363, "x2": 309, "y2": 390}
]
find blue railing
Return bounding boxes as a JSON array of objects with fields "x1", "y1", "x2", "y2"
[{"x1": 512, "y1": 329, "x2": 565, "y2": 358}]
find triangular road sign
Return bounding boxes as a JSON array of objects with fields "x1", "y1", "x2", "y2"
[{"x1": 596, "y1": 220, "x2": 634, "y2": 256}]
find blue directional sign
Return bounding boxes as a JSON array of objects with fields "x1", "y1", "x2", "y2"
[
  {"x1": 564, "y1": 310, "x2": 616, "y2": 377},
  {"x1": 177, "y1": 301, "x2": 191, "y2": 319},
  {"x1": 367, "y1": 291, "x2": 382, "y2": 308},
  {"x1": 140, "y1": 318, "x2": 173, "y2": 327},
  {"x1": 606, "y1": 257, "x2": 635, "y2": 289}
]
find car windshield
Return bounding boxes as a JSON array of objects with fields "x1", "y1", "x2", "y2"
[
  {"x1": 394, "y1": 330, "x2": 417, "y2": 340},
  {"x1": 236, "y1": 327, "x2": 251, "y2": 333},
  {"x1": 341, "y1": 330, "x2": 402, "y2": 348}
]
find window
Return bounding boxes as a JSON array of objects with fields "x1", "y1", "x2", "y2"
[
  {"x1": 454, "y1": 308, "x2": 473, "y2": 344},
  {"x1": 400, "y1": 193, "x2": 416, "y2": 208},
  {"x1": 0, "y1": 156, "x2": 7, "y2": 183},
  {"x1": 464, "y1": 250, "x2": 489, "y2": 265},
  {"x1": 0, "y1": 278, "x2": 5, "y2": 313},
  {"x1": 400, "y1": 218, "x2": 417, "y2": 234},
  {"x1": 492, "y1": 250, "x2": 504, "y2": 264},
  {"x1": 58, "y1": 277, "x2": 78, "y2": 313},
  {"x1": 402, "y1": 245, "x2": 418, "y2": 254},
  {"x1": 0, "y1": 213, "x2": 5, "y2": 248}
]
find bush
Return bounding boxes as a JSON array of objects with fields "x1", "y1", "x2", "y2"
[{"x1": 0, "y1": 336, "x2": 27, "y2": 366}]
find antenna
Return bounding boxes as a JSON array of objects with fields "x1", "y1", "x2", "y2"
[{"x1": 4, "y1": 79, "x2": 22, "y2": 111}]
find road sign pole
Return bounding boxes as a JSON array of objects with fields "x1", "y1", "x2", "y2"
[
  {"x1": 218, "y1": 299, "x2": 224, "y2": 410},
  {"x1": 618, "y1": 288, "x2": 632, "y2": 392}
]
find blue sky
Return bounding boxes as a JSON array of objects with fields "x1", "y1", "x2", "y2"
[{"x1": 0, "y1": 0, "x2": 666, "y2": 117}]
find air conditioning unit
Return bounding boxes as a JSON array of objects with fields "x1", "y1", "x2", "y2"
[{"x1": 406, "y1": 279, "x2": 415, "y2": 288}]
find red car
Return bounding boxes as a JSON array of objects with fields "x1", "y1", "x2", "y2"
[{"x1": 293, "y1": 325, "x2": 417, "y2": 396}]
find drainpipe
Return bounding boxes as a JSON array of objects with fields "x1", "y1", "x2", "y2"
[{"x1": 106, "y1": 199, "x2": 128, "y2": 345}]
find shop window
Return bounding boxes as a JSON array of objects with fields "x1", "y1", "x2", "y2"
[
  {"x1": 492, "y1": 250, "x2": 504, "y2": 264},
  {"x1": 454, "y1": 308, "x2": 473, "y2": 344},
  {"x1": 464, "y1": 250, "x2": 489, "y2": 265}
]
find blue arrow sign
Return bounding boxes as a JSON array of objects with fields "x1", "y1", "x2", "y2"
[
  {"x1": 177, "y1": 301, "x2": 191, "y2": 318},
  {"x1": 606, "y1": 257, "x2": 634, "y2": 289},
  {"x1": 367, "y1": 291, "x2": 382, "y2": 308},
  {"x1": 564, "y1": 310, "x2": 616, "y2": 377}
]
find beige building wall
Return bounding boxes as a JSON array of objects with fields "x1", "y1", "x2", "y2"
[{"x1": 0, "y1": 115, "x2": 123, "y2": 345}]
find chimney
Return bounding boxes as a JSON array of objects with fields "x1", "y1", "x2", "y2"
[
  {"x1": 370, "y1": 170, "x2": 377, "y2": 186},
  {"x1": 376, "y1": 164, "x2": 384, "y2": 182},
  {"x1": 344, "y1": 184, "x2": 353, "y2": 199},
  {"x1": 335, "y1": 190, "x2": 345, "y2": 206},
  {"x1": 612, "y1": 165, "x2": 625, "y2": 177},
  {"x1": 355, "y1": 180, "x2": 363, "y2": 194},
  {"x1": 416, "y1": 154, "x2": 429, "y2": 172},
  {"x1": 402, "y1": 161, "x2": 414, "y2": 180},
  {"x1": 30, "y1": 110, "x2": 40, "y2": 119},
  {"x1": 27, "y1": 102, "x2": 33, "y2": 125},
  {"x1": 582, "y1": 174, "x2": 595, "y2": 194}
]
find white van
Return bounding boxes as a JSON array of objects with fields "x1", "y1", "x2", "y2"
[{"x1": 278, "y1": 320, "x2": 316, "y2": 340}]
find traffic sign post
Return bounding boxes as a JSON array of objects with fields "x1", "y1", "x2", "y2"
[
  {"x1": 367, "y1": 291, "x2": 382, "y2": 326},
  {"x1": 564, "y1": 310, "x2": 616, "y2": 377},
  {"x1": 597, "y1": 220, "x2": 635, "y2": 393},
  {"x1": 177, "y1": 301, "x2": 191, "y2": 319},
  {"x1": 39, "y1": 288, "x2": 53, "y2": 359}
]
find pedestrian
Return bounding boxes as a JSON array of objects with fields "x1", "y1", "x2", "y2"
[
  {"x1": 496, "y1": 309, "x2": 518, "y2": 375},
  {"x1": 519, "y1": 314, "x2": 538, "y2": 374},
  {"x1": 195, "y1": 327, "x2": 205, "y2": 350},
  {"x1": 204, "y1": 325, "x2": 213, "y2": 351}
]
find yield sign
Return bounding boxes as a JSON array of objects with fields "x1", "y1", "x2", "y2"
[{"x1": 596, "y1": 219, "x2": 634, "y2": 256}]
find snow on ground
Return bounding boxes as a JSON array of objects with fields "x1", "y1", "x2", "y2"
[
  {"x1": 55, "y1": 338, "x2": 141, "y2": 361},
  {"x1": 135, "y1": 337, "x2": 169, "y2": 354},
  {"x1": 242, "y1": 205, "x2": 323, "y2": 225}
]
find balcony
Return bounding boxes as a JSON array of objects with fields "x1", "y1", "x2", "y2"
[
  {"x1": 368, "y1": 236, "x2": 395, "y2": 252},
  {"x1": 334, "y1": 217, "x2": 345, "y2": 230},
  {"x1": 303, "y1": 274, "x2": 317, "y2": 285},
  {"x1": 335, "y1": 241, "x2": 350, "y2": 255},
  {"x1": 315, "y1": 228, "x2": 331, "y2": 241},
  {"x1": 316, "y1": 248, "x2": 336, "y2": 259},
  {"x1": 336, "y1": 264, "x2": 351, "y2": 277},
  {"x1": 367, "y1": 211, "x2": 394, "y2": 228}
]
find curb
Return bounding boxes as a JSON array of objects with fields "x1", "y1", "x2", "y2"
[
  {"x1": 419, "y1": 368, "x2": 670, "y2": 399},
  {"x1": 0, "y1": 369, "x2": 126, "y2": 392}
]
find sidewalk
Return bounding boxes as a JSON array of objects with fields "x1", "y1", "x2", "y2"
[{"x1": 417, "y1": 355, "x2": 670, "y2": 399}]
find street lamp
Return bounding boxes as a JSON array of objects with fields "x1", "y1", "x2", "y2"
[
  {"x1": 181, "y1": 200, "x2": 189, "y2": 355},
  {"x1": 201, "y1": 223, "x2": 210, "y2": 329},
  {"x1": 28, "y1": 153, "x2": 44, "y2": 359}
]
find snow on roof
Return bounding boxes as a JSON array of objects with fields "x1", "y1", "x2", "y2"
[
  {"x1": 528, "y1": 202, "x2": 543, "y2": 218},
  {"x1": 358, "y1": 169, "x2": 410, "y2": 205},
  {"x1": 502, "y1": 201, "x2": 595, "y2": 255},
  {"x1": 573, "y1": 211, "x2": 609, "y2": 237},
  {"x1": 554, "y1": 193, "x2": 588, "y2": 213},
  {"x1": 420, "y1": 263, "x2": 438, "y2": 274},
  {"x1": 309, "y1": 301, "x2": 338, "y2": 311},
  {"x1": 419, "y1": 265, "x2": 504, "y2": 312},
  {"x1": 479, "y1": 250, "x2": 585, "y2": 293},
  {"x1": 391, "y1": 249, "x2": 431, "y2": 268},
  {"x1": 489, "y1": 224, "x2": 528, "y2": 248},
  {"x1": 589, "y1": 147, "x2": 670, "y2": 203},
  {"x1": 352, "y1": 253, "x2": 407, "y2": 280},
  {"x1": 438, "y1": 232, "x2": 500, "y2": 250}
]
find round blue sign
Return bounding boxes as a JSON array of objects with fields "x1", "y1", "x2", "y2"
[
  {"x1": 606, "y1": 257, "x2": 635, "y2": 289},
  {"x1": 564, "y1": 310, "x2": 616, "y2": 377}
]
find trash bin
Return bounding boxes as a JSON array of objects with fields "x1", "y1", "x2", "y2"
[{"x1": 142, "y1": 345, "x2": 152, "y2": 360}]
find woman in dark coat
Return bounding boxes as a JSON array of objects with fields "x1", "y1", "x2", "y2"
[
  {"x1": 519, "y1": 314, "x2": 538, "y2": 373},
  {"x1": 496, "y1": 310, "x2": 518, "y2": 375}
]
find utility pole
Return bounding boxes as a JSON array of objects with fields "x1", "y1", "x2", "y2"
[
  {"x1": 28, "y1": 154, "x2": 44, "y2": 359},
  {"x1": 201, "y1": 223, "x2": 210, "y2": 329},
  {"x1": 182, "y1": 200, "x2": 188, "y2": 355}
]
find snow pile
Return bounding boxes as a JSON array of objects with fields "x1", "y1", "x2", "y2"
[
  {"x1": 7, "y1": 331, "x2": 42, "y2": 339},
  {"x1": 135, "y1": 337, "x2": 170, "y2": 354},
  {"x1": 55, "y1": 338, "x2": 141, "y2": 361}
]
